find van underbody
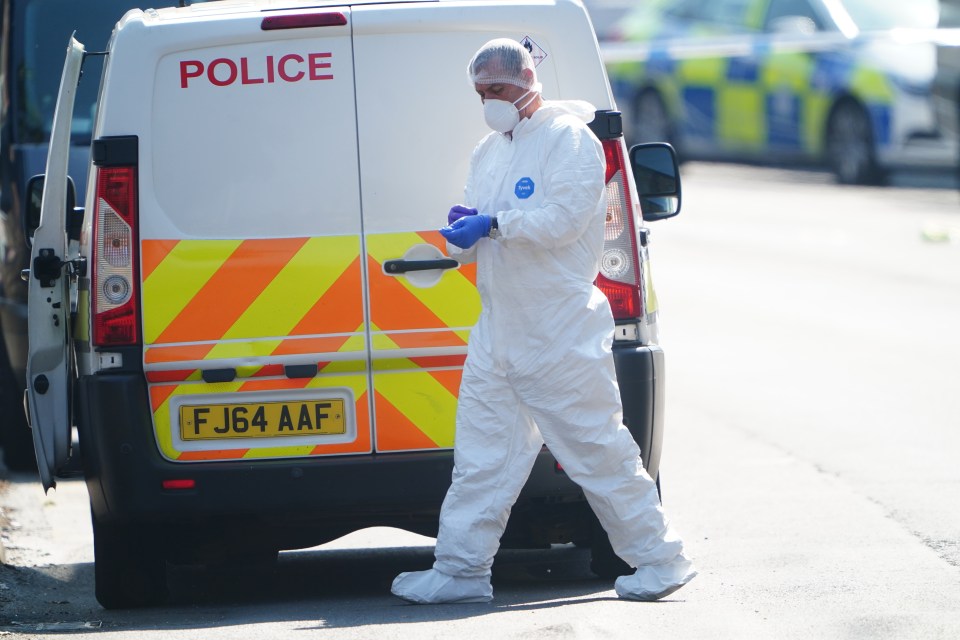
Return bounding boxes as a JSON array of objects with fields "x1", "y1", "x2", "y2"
[{"x1": 77, "y1": 343, "x2": 663, "y2": 558}]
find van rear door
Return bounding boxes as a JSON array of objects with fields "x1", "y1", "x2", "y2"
[
  {"x1": 352, "y1": 5, "x2": 498, "y2": 453},
  {"x1": 123, "y1": 8, "x2": 371, "y2": 462},
  {"x1": 26, "y1": 37, "x2": 85, "y2": 491}
]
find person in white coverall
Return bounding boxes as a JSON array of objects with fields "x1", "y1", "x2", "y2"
[{"x1": 391, "y1": 38, "x2": 697, "y2": 604}]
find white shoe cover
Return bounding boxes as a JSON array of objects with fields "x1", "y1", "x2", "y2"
[
  {"x1": 614, "y1": 557, "x2": 698, "y2": 601},
  {"x1": 391, "y1": 569, "x2": 493, "y2": 604}
]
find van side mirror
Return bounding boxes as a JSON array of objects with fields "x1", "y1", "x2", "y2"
[
  {"x1": 24, "y1": 174, "x2": 78, "y2": 246},
  {"x1": 630, "y1": 142, "x2": 681, "y2": 222}
]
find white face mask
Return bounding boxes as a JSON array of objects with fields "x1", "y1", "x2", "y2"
[{"x1": 483, "y1": 90, "x2": 536, "y2": 133}]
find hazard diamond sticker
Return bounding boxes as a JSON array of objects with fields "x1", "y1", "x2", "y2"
[{"x1": 520, "y1": 36, "x2": 547, "y2": 67}]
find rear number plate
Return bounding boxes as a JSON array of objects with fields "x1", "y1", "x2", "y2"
[{"x1": 179, "y1": 400, "x2": 346, "y2": 440}]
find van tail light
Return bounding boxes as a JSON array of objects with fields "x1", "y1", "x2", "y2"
[
  {"x1": 92, "y1": 165, "x2": 140, "y2": 346},
  {"x1": 596, "y1": 137, "x2": 643, "y2": 320}
]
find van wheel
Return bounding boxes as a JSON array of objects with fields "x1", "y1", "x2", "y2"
[
  {"x1": 588, "y1": 473, "x2": 661, "y2": 579},
  {"x1": 826, "y1": 100, "x2": 885, "y2": 185},
  {"x1": 93, "y1": 515, "x2": 168, "y2": 608}
]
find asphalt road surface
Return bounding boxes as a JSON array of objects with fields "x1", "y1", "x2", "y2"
[{"x1": 1, "y1": 161, "x2": 958, "y2": 639}]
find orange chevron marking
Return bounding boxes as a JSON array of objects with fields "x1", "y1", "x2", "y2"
[
  {"x1": 146, "y1": 370, "x2": 196, "y2": 384},
  {"x1": 373, "y1": 390, "x2": 440, "y2": 451},
  {"x1": 310, "y1": 392, "x2": 371, "y2": 455},
  {"x1": 145, "y1": 343, "x2": 215, "y2": 364},
  {"x1": 178, "y1": 449, "x2": 250, "y2": 461},
  {"x1": 408, "y1": 354, "x2": 467, "y2": 369},
  {"x1": 238, "y1": 378, "x2": 312, "y2": 392},
  {"x1": 376, "y1": 331, "x2": 467, "y2": 350},
  {"x1": 150, "y1": 384, "x2": 178, "y2": 413},
  {"x1": 459, "y1": 262, "x2": 477, "y2": 288},
  {"x1": 416, "y1": 230, "x2": 477, "y2": 287},
  {"x1": 141, "y1": 239, "x2": 180, "y2": 282},
  {"x1": 290, "y1": 256, "x2": 364, "y2": 335},
  {"x1": 427, "y1": 369, "x2": 464, "y2": 399},
  {"x1": 384, "y1": 331, "x2": 466, "y2": 349},
  {"x1": 367, "y1": 255, "x2": 447, "y2": 331},
  {"x1": 272, "y1": 335, "x2": 355, "y2": 356},
  {"x1": 156, "y1": 238, "x2": 308, "y2": 344},
  {"x1": 251, "y1": 364, "x2": 285, "y2": 378}
]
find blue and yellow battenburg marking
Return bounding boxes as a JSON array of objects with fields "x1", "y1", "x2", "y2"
[{"x1": 607, "y1": 32, "x2": 894, "y2": 156}]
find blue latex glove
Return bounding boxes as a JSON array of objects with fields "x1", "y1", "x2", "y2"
[
  {"x1": 448, "y1": 205, "x2": 478, "y2": 225},
  {"x1": 440, "y1": 214, "x2": 491, "y2": 249}
]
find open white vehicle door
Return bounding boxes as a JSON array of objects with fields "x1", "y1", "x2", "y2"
[{"x1": 25, "y1": 37, "x2": 85, "y2": 492}]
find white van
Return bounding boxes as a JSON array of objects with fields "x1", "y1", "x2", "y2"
[{"x1": 25, "y1": 0, "x2": 682, "y2": 608}]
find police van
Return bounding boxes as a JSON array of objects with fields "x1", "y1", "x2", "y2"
[{"x1": 26, "y1": 0, "x2": 682, "y2": 608}]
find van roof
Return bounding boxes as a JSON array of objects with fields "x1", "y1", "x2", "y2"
[{"x1": 152, "y1": 0, "x2": 564, "y2": 18}]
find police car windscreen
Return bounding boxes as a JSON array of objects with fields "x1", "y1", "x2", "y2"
[{"x1": 840, "y1": 0, "x2": 937, "y2": 31}]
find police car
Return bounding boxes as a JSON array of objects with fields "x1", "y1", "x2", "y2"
[
  {"x1": 25, "y1": 0, "x2": 682, "y2": 608},
  {"x1": 602, "y1": 0, "x2": 958, "y2": 184}
]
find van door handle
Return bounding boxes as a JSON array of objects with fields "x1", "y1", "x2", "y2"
[{"x1": 383, "y1": 258, "x2": 459, "y2": 274}]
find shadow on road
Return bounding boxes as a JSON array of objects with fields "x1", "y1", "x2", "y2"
[{"x1": 2, "y1": 541, "x2": 621, "y2": 634}]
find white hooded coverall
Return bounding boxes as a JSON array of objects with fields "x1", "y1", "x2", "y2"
[{"x1": 393, "y1": 100, "x2": 694, "y2": 603}]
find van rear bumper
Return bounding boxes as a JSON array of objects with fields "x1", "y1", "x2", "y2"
[{"x1": 76, "y1": 343, "x2": 663, "y2": 541}]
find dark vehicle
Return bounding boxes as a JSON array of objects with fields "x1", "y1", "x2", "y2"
[{"x1": 0, "y1": 0, "x2": 144, "y2": 470}]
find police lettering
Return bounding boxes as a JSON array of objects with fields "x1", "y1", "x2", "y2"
[{"x1": 180, "y1": 53, "x2": 333, "y2": 88}]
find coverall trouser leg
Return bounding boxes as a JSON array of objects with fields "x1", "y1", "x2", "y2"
[
  {"x1": 433, "y1": 346, "x2": 688, "y2": 579},
  {"x1": 432, "y1": 356, "x2": 544, "y2": 578}
]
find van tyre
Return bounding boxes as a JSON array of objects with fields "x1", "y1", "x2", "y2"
[
  {"x1": 93, "y1": 515, "x2": 168, "y2": 608},
  {"x1": 826, "y1": 100, "x2": 885, "y2": 185},
  {"x1": 588, "y1": 473, "x2": 661, "y2": 579},
  {"x1": 589, "y1": 514, "x2": 633, "y2": 578}
]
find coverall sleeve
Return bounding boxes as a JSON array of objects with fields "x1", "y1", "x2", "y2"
[
  {"x1": 497, "y1": 121, "x2": 605, "y2": 250},
  {"x1": 444, "y1": 139, "x2": 486, "y2": 264}
]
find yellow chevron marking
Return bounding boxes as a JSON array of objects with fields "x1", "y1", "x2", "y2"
[
  {"x1": 241, "y1": 445, "x2": 316, "y2": 458},
  {"x1": 371, "y1": 333, "x2": 400, "y2": 351},
  {"x1": 206, "y1": 339, "x2": 283, "y2": 361},
  {"x1": 321, "y1": 360, "x2": 367, "y2": 373},
  {"x1": 142, "y1": 240, "x2": 243, "y2": 344},
  {"x1": 154, "y1": 380, "x2": 245, "y2": 459},
  {"x1": 338, "y1": 330, "x2": 368, "y2": 354},
  {"x1": 375, "y1": 370, "x2": 457, "y2": 448},
  {"x1": 235, "y1": 365, "x2": 263, "y2": 378},
  {"x1": 366, "y1": 233, "x2": 481, "y2": 329},
  {"x1": 367, "y1": 328, "x2": 456, "y2": 448},
  {"x1": 305, "y1": 373, "x2": 368, "y2": 398},
  {"x1": 373, "y1": 358, "x2": 416, "y2": 371},
  {"x1": 223, "y1": 236, "x2": 359, "y2": 340}
]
